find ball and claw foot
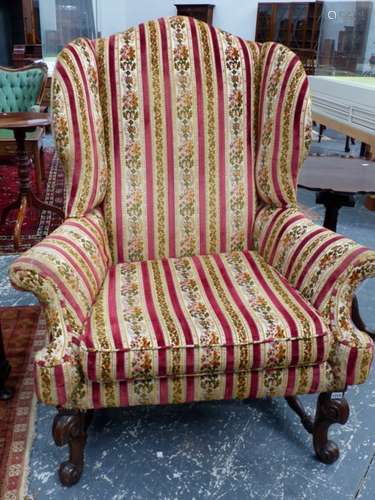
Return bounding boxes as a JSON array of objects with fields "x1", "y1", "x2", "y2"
[{"x1": 52, "y1": 408, "x2": 93, "y2": 486}]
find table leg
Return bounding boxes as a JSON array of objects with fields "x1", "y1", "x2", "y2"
[
  {"x1": 345, "y1": 136, "x2": 351, "y2": 153},
  {"x1": 1, "y1": 128, "x2": 64, "y2": 250},
  {"x1": 0, "y1": 320, "x2": 13, "y2": 401},
  {"x1": 14, "y1": 196, "x2": 28, "y2": 251},
  {"x1": 316, "y1": 190, "x2": 355, "y2": 232}
]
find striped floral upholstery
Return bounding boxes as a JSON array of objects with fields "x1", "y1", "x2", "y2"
[
  {"x1": 9, "y1": 17, "x2": 375, "y2": 410},
  {"x1": 256, "y1": 43, "x2": 311, "y2": 206},
  {"x1": 96, "y1": 17, "x2": 259, "y2": 262},
  {"x1": 81, "y1": 251, "x2": 330, "y2": 383},
  {"x1": 254, "y1": 206, "x2": 375, "y2": 387},
  {"x1": 52, "y1": 38, "x2": 108, "y2": 217}
]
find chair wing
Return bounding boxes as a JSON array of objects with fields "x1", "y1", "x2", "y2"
[
  {"x1": 256, "y1": 42, "x2": 312, "y2": 207},
  {"x1": 51, "y1": 38, "x2": 107, "y2": 217}
]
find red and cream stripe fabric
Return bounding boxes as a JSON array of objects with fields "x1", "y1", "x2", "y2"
[
  {"x1": 256, "y1": 42, "x2": 312, "y2": 207},
  {"x1": 10, "y1": 17, "x2": 375, "y2": 410},
  {"x1": 80, "y1": 250, "x2": 330, "y2": 383},
  {"x1": 52, "y1": 38, "x2": 108, "y2": 217},
  {"x1": 33, "y1": 361, "x2": 334, "y2": 409},
  {"x1": 9, "y1": 210, "x2": 111, "y2": 375},
  {"x1": 254, "y1": 206, "x2": 375, "y2": 385},
  {"x1": 95, "y1": 17, "x2": 259, "y2": 263}
]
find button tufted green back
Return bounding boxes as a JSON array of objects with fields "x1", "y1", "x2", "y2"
[{"x1": 0, "y1": 66, "x2": 46, "y2": 112}]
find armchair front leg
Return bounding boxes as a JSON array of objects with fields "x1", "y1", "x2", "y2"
[
  {"x1": 286, "y1": 392, "x2": 349, "y2": 464},
  {"x1": 313, "y1": 392, "x2": 349, "y2": 464},
  {"x1": 53, "y1": 408, "x2": 93, "y2": 486}
]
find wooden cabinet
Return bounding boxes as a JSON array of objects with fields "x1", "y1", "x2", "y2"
[
  {"x1": 175, "y1": 4, "x2": 215, "y2": 24},
  {"x1": 255, "y1": 2, "x2": 323, "y2": 74}
]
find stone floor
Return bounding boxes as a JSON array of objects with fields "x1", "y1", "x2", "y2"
[{"x1": 1, "y1": 129, "x2": 375, "y2": 499}]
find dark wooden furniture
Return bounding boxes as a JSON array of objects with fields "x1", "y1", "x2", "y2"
[
  {"x1": 0, "y1": 126, "x2": 45, "y2": 195},
  {"x1": 255, "y1": 2, "x2": 323, "y2": 74},
  {"x1": 0, "y1": 0, "x2": 41, "y2": 67},
  {"x1": 0, "y1": 318, "x2": 13, "y2": 400},
  {"x1": 0, "y1": 112, "x2": 64, "y2": 250},
  {"x1": 175, "y1": 4, "x2": 215, "y2": 24},
  {"x1": 12, "y1": 44, "x2": 43, "y2": 67},
  {"x1": 299, "y1": 156, "x2": 375, "y2": 231}
]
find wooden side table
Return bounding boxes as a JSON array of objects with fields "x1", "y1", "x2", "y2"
[
  {"x1": 299, "y1": 156, "x2": 375, "y2": 232},
  {"x1": 299, "y1": 156, "x2": 375, "y2": 337},
  {"x1": 0, "y1": 112, "x2": 64, "y2": 250},
  {"x1": 0, "y1": 126, "x2": 45, "y2": 195}
]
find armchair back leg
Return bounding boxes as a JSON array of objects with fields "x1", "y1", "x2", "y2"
[
  {"x1": 52, "y1": 408, "x2": 93, "y2": 486},
  {"x1": 285, "y1": 396, "x2": 314, "y2": 433}
]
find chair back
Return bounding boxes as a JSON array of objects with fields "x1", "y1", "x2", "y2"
[
  {"x1": 51, "y1": 17, "x2": 312, "y2": 264},
  {"x1": 0, "y1": 62, "x2": 48, "y2": 112}
]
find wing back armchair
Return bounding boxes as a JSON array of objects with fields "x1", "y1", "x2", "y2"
[{"x1": 10, "y1": 17, "x2": 375, "y2": 486}]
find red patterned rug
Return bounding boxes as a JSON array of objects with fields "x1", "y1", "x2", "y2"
[
  {"x1": 0, "y1": 307, "x2": 43, "y2": 499},
  {"x1": 0, "y1": 148, "x2": 65, "y2": 253}
]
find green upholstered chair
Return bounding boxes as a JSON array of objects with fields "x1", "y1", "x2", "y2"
[{"x1": 0, "y1": 63, "x2": 48, "y2": 193}]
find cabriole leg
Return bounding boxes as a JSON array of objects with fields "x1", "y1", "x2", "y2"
[
  {"x1": 313, "y1": 392, "x2": 349, "y2": 464},
  {"x1": 52, "y1": 408, "x2": 93, "y2": 486}
]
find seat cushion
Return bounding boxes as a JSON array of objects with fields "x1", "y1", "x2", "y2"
[{"x1": 80, "y1": 250, "x2": 331, "y2": 382}]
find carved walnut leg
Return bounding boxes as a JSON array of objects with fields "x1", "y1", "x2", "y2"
[
  {"x1": 52, "y1": 408, "x2": 93, "y2": 486},
  {"x1": 313, "y1": 392, "x2": 349, "y2": 464}
]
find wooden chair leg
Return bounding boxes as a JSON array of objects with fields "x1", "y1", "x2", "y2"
[
  {"x1": 285, "y1": 396, "x2": 314, "y2": 433},
  {"x1": 313, "y1": 392, "x2": 349, "y2": 464},
  {"x1": 286, "y1": 392, "x2": 349, "y2": 464},
  {"x1": 318, "y1": 124, "x2": 325, "y2": 143},
  {"x1": 52, "y1": 408, "x2": 93, "y2": 486}
]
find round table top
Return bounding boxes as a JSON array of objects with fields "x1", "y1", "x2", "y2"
[
  {"x1": 0, "y1": 112, "x2": 50, "y2": 129},
  {"x1": 299, "y1": 156, "x2": 375, "y2": 194}
]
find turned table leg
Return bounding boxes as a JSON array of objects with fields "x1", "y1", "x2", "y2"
[
  {"x1": 0, "y1": 126, "x2": 64, "y2": 250},
  {"x1": 315, "y1": 190, "x2": 355, "y2": 233}
]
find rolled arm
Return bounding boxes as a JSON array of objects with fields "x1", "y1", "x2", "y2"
[
  {"x1": 253, "y1": 206, "x2": 375, "y2": 338},
  {"x1": 9, "y1": 208, "x2": 111, "y2": 362}
]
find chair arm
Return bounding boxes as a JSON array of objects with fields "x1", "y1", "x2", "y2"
[
  {"x1": 29, "y1": 104, "x2": 42, "y2": 112},
  {"x1": 9, "y1": 209, "x2": 111, "y2": 366},
  {"x1": 253, "y1": 206, "x2": 375, "y2": 335}
]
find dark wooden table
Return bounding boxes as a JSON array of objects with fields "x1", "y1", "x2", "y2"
[
  {"x1": 299, "y1": 156, "x2": 375, "y2": 231},
  {"x1": 0, "y1": 112, "x2": 64, "y2": 250},
  {"x1": 299, "y1": 155, "x2": 375, "y2": 336}
]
